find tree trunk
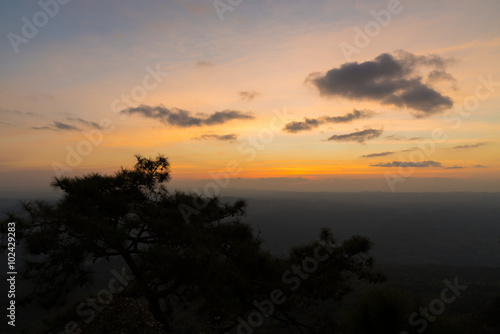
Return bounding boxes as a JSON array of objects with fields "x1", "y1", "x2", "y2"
[
  {"x1": 146, "y1": 293, "x2": 174, "y2": 333},
  {"x1": 119, "y1": 249, "x2": 173, "y2": 332}
]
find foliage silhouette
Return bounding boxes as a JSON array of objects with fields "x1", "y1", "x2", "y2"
[{"x1": 1, "y1": 154, "x2": 385, "y2": 333}]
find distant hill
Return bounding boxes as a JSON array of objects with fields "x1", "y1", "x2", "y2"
[
  {"x1": 229, "y1": 191, "x2": 500, "y2": 267},
  {"x1": 2, "y1": 190, "x2": 499, "y2": 266}
]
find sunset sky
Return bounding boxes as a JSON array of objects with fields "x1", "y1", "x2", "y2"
[{"x1": 1, "y1": 0, "x2": 499, "y2": 193}]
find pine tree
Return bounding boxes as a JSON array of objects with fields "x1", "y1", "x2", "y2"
[{"x1": 1, "y1": 154, "x2": 384, "y2": 333}]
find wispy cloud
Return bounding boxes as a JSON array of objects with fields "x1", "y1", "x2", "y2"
[
  {"x1": 32, "y1": 121, "x2": 80, "y2": 131},
  {"x1": 453, "y1": 142, "x2": 486, "y2": 149},
  {"x1": 0, "y1": 108, "x2": 22, "y2": 115},
  {"x1": 193, "y1": 134, "x2": 238, "y2": 142},
  {"x1": 121, "y1": 105, "x2": 254, "y2": 127},
  {"x1": 327, "y1": 128, "x2": 383, "y2": 143},
  {"x1": 67, "y1": 117, "x2": 104, "y2": 130},
  {"x1": 361, "y1": 151, "x2": 394, "y2": 158},
  {"x1": 361, "y1": 147, "x2": 419, "y2": 158},
  {"x1": 370, "y1": 161, "x2": 443, "y2": 168},
  {"x1": 284, "y1": 109, "x2": 375, "y2": 133},
  {"x1": 383, "y1": 134, "x2": 425, "y2": 141},
  {"x1": 370, "y1": 160, "x2": 468, "y2": 169},
  {"x1": 0, "y1": 108, "x2": 40, "y2": 118},
  {"x1": 427, "y1": 70, "x2": 456, "y2": 83},
  {"x1": 307, "y1": 50, "x2": 455, "y2": 117},
  {"x1": 239, "y1": 91, "x2": 260, "y2": 101},
  {"x1": 196, "y1": 60, "x2": 215, "y2": 68}
]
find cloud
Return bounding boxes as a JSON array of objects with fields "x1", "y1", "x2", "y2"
[
  {"x1": 453, "y1": 142, "x2": 486, "y2": 149},
  {"x1": 239, "y1": 91, "x2": 260, "y2": 101},
  {"x1": 400, "y1": 147, "x2": 419, "y2": 152},
  {"x1": 0, "y1": 108, "x2": 22, "y2": 115},
  {"x1": 283, "y1": 109, "x2": 374, "y2": 133},
  {"x1": 24, "y1": 111, "x2": 40, "y2": 117},
  {"x1": 32, "y1": 121, "x2": 80, "y2": 131},
  {"x1": 1, "y1": 108, "x2": 42, "y2": 125},
  {"x1": 361, "y1": 151, "x2": 394, "y2": 158},
  {"x1": 196, "y1": 60, "x2": 215, "y2": 68},
  {"x1": 360, "y1": 147, "x2": 418, "y2": 158},
  {"x1": 473, "y1": 165, "x2": 487, "y2": 168},
  {"x1": 50, "y1": 121, "x2": 80, "y2": 131},
  {"x1": 383, "y1": 84, "x2": 453, "y2": 115},
  {"x1": 383, "y1": 134, "x2": 425, "y2": 141},
  {"x1": 307, "y1": 50, "x2": 454, "y2": 116},
  {"x1": 324, "y1": 109, "x2": 375, "y2": 123},
  {"x1": 203, "y1": 110, "x2": 254, "y2": 126},
  {"x1": 283, "y1": 118, "x2": 323, "y2": 133},
  {"x1": 193, "y1": 134, "x2": 238, "y2": 142},
  {"x1": 428, "y1": 70, "x2": 456, "y2": 82},
  {"x1": 31, "y1": 118, "x2": 101, "y2": 131},
  {"x1": 370, "y1": 160, "x2": 467, "y2": 169},
  {"x1": 327, "y1": 128, "x2": 383, "y2": 143},
  {"x1": 29, "y1": 93, "x2": 55, "y2": 102},
  {"x1": 121, "y1": 105, "x2": 254, "y2": 127},
  {"x1": 370, "y1": 161, "x2": 443, "y2": 168},
  {"x1": 67, "y1": 117, "x2": 103, "y2": 130}
]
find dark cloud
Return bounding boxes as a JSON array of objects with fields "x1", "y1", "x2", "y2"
[
  {"x1": 196, "y1": 60, "x2": 215, "y2": 68},
  {"x1": 193, "y1": 134, "x2": 237, "y2": 142},
  {"x1": 307, "y1": 51, "x2": 454, "y2": 116},
  {"x1": 121, "y1": 105, "x2": 254, "y2": 127},
  {"x1": 51, "y1": 121, "x2": 80, "y2": 131},
  {"x1": 327, "y1": 128, "x2": 383, "y2": 143},
  {"x1": 370, "y1": 161, "x2": 443, "y2": 168},
  {"x1": 383, "y1": 84, "x2": 453, "y2": 116},
  {"x1": 324, "y1": 109, "x2": 375, "y2": 123},
  {"x1": 283, "y1": 118, "x2": 323, "y2": 133},
  {"x1": 239, "y1": 91, "x2": 260, "y2": 101},
  {"x1": 204, "y1": 110, "x2": 254, "y2": 125},
  {"x1": 444, "y1": 165, "x2": 464, "y2": 169},
  {"x1": 283, "y1": 109, "x2": 374, "y2": 133},
  {"x1": 32, "y1": 121, "x2": 80, "y2": 131},
  {"x1": 473, "y1": 165, "x2": 487, "y2": 168},
  {"x1": 453, "y1": 143, "x2": 486, "y2": 149},
  {"x1": 67, "y1": 117, "x2": 103, "y2": 130}
]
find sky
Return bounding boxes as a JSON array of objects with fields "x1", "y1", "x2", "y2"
[{"x1": 0, "y1": 0, "x2": 499, "y2": 193}]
